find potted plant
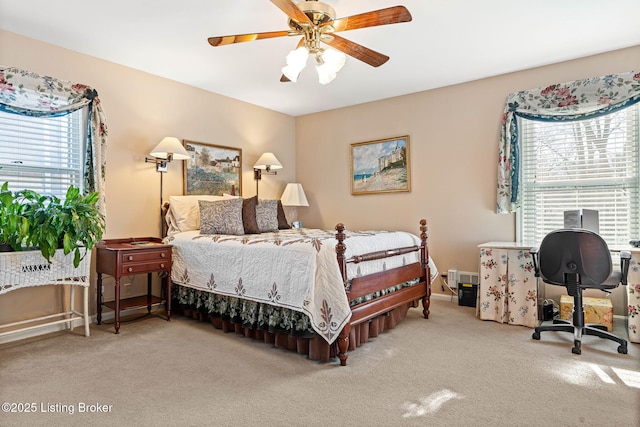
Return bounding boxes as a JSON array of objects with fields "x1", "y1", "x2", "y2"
[
  {"x1": 0, "y1": 182, "x2": 30, "y2": 251},
  {"x1": 25, "y1": 185, "x2": 105, "y2": 267}
]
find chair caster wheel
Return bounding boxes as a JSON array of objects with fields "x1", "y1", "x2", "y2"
[
  {"x1": 618, "y1": 345, "x2": 628, "y2": 354},
  {"x1": 532, "y1": 332, "x2": 540, "y2": 340},
  {"x1": 572, "y1": 340, "x2": 581, "y2": 355}
]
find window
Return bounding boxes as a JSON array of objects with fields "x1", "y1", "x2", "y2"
[
  {"x1": 0, "y1": 109, "x2": 85, "y2": 199},
  {"x1": 518, "y1": 103, "x2": 640, "y2": 245}
]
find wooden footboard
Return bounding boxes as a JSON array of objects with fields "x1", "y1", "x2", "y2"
[{"x1": 334, "y1": 219, "x2": 430, "y2": 365}]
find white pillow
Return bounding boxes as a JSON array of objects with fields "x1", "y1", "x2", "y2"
[{"x1": 169, "y1": 195, "x2": 228, "y2": 232}]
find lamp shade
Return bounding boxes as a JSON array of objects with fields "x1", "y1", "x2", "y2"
[
  {"x1": 150, "y1": 137, "x2": 189, "y2": 160},
  {"x1": 281, "y1": 183, "x2": 309, "y2": 207},
  {"x1": 253, "y1": 152, "x2": 283, "y2": 170}
]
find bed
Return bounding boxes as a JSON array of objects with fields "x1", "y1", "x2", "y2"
[{"x1": 162, "y1": 195, "x2": 434, "y2": 366}]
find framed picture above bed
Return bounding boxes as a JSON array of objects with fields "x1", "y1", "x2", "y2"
[
  {"x1": 183, "y1": 140, "x2": 242, "y2": 196},
  {"x1": 350, "y1": 135, "x2": 410, "y2": 195}
]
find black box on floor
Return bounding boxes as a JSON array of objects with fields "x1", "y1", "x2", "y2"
[
  {"x1": 542, "y1": 301, "x2": 554, "y2": 321},
  {"x1": 458, "y1": 283, "x2": 478, "y2": 307}
]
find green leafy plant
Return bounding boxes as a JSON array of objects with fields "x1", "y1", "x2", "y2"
[
  {"x1": 22, "y1": 190, "x2": 60, "y2": 260},
  {"x1": 0, "y1": 182, "x2": 30, "y2": 251},
  {"x1": 25, "y1": 186, "x2": 105, "y2": 267}
]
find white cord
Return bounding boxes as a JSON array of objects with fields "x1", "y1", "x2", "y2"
[{"x1": 441, "y1": 275, "x2": 458, "y2": 296}]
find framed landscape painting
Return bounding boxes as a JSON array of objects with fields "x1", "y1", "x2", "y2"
[
  {"x1": 183, "y1": 140, "x2": 242, "y2": 196},
  {"x1": 350, "y1": 135, "x2": 410, "y2": 195}
]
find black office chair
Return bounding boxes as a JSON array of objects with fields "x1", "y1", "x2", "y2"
[{"x1": 530, "y1": 228, "x2": 630, "y2": 355}]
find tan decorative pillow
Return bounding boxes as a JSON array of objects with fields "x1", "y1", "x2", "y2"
[
  {"x1": 199, "y1": 198, "x2": 245, "y2": 235},
  {"x1": 256, "y1": 199, "x2": 279, "y2": 233},
  {"x1": 168, "y1": 195, "x2": 228, "y2": 232}
]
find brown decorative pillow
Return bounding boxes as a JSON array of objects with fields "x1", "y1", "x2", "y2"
[
  {"x1": 199, "y1": 198, "x2": 244, "y2": 235},
  {"x1": 256, "y1": 199, "x2": 279, "y2": 233},
  {"x1": 277, "y1": 200, "x2": 290, "y2": 229},
  {"x1": 242, "y1": 196, "x2": 260, "y2": 234}
]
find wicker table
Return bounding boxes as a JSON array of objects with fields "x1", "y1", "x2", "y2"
[{"x1": 0, "y1": 249, "x2": 91, "y2": 339}]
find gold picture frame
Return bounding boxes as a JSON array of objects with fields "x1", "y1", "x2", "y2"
[
  {"x1": 350, "y1": 135, "x2": 410, "y2": 195},
  {"x1": 183, "y1": 140, "x2": 242, "y2": 196}
]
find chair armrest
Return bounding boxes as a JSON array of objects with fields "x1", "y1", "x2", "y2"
[
  {"x1": 530, "y1": 247, "x2": 540, "y2": 277},
  {"x1": 620, "y1": 250, "x2": 631, "y2": 286}
]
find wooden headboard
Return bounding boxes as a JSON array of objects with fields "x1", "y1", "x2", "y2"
[{"x1": 161, "y1": 202, "x2": 171, "y2": 238}]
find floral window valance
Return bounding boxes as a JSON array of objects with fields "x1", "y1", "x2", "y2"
[
  {"x1": 497, "y1": 70, "x2": 640, "y2": 214},
  {"x1": 0, "y1": 66, "x2": 108, "y2": 216}
]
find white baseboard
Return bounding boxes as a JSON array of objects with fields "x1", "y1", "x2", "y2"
[
  {"x1": 1, "y1": 298, "x2": 628, "y2": 345},
  {"x1": 0, "y1": 305, "x2": 164, "y2": 345},
  {"x1": 0, "y1": 317, "x2": 87, "y2": 345},
  {"x1": 430, "y1": 293, "x2": 458, "y2": 302}
]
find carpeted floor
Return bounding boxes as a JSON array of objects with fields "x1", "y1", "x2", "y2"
[{"x1": 1, "y1": 300, "x2": 639, "y2": 426}]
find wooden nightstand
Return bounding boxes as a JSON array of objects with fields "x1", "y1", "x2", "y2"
[{"x1": 96, "y1": 237, "x2": 172, "y2": 333}]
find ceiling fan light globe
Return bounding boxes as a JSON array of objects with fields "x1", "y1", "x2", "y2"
[
  {"x1": 282, "y1": 64, "x2": 302, "y2": 82},
  {"x1": 282, "y1": 47, "x2": 309, "y2": 82},
  {"x1": 316, "y1": 63, "x2": 337, "y2": 85},
  {"x1": 322, "y1": 48, "x2": 346, "y2": 73},
  {"x1": 286, "y1": 46, "x2": 308, "y2": 66}
]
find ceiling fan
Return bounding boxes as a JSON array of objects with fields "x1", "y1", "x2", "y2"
[{"x1": 207, "y1": 0, "x2": 412, "y2": 84}]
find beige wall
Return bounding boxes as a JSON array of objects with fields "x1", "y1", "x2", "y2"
[
  {"x1": 294, "y1": 44, "x2": 640, "y2": 310},
  {"x1": 0, "y1": 30, "x2": 296, "y2": 329}
]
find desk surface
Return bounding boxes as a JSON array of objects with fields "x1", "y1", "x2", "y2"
[
  {"x1": 479, "y1": 241, "x2": 639, "y2": 253},
  {"x1": 478, "y1": 241, "x2": 533, "y2": 250}
]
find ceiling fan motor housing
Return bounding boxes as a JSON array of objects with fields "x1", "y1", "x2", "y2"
[{"x1": 289, "y1": 1, "x2": 336, "y2": 30}]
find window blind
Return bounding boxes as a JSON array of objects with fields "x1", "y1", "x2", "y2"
[
  {"x1": 0, "y1": 109, "x2": 84, "y2": 199},
  {"x1": 518, "y1": 103, "x2": 640, "y2": 246}
]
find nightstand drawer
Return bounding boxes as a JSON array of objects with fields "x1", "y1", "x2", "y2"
[
  {"x1": 120, "y1": 261, "x2": 170, "y2": 275},
  {"x1": 121, "y1": 250, "x2": 170, "y2": 264}
]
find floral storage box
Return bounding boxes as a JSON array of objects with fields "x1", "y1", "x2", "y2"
[{"x1": 559, "y1": 295, "x2": 613, "y2": 331}]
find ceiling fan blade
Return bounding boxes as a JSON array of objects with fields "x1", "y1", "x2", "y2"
[
  {"x1": 208, "y1": 30, "x2": 291, "y2": 46},
  {"x1": 329, "y1": 6, "x2": 412, "y2": 32},
  {"x1": 270, "y1": 0, "x2": 313, "y2": 25},
  {"x1": 322, "y1": 34, "x2": 389, "y2": 67}
]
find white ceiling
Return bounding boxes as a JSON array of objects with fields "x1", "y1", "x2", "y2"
[{"x1": 1, "y1": 0, "x2": 639, "y2": 117}]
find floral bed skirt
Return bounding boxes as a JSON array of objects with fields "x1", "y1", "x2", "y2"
[
  {"x1": 172, "y1": 278, "x2": 419, "y2": 351},
  {"x1": 171, "y1": 279, "x2": 417, "y2": 338},
  {"x1": 172, "y1": 284, "x2": 317, "y2": 338}
]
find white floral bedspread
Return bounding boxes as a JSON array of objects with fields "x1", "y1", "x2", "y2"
[{"x1": 167, "y1": 228, "x2": 433, "y2": 344}]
